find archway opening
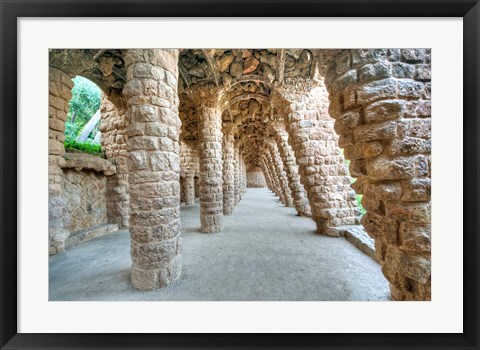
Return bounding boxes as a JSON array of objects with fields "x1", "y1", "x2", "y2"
[{"x1": 64, "y1": 76, "x2": 103, "y2": 156}]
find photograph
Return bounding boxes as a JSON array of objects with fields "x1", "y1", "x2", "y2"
[{"x1": 48, "y1": 48, "x2": 432, "y2": 302}]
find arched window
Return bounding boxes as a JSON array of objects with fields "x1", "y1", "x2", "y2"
[{"x1": 64, "y1": 76, "x2": 103, "y2": 156}]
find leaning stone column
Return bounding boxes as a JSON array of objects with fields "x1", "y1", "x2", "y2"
[
  {"x1": 191, "y1": 88, "x2": 224, "y2": 233},
  {"x1": 234, "y1": 146, "x2": 241, "y2": 205},
  {"x1": 222, "y1": 131, "x2": 235, "y2": 215},
  {"x1": 238, "y1": 155, "x2": 244, "y2": 200},
  {"x1": 123, "y1": 49, "x2": 182, "y2": 290},
  {"x1": 259, "y1": 158, "x2": 273, "y2": 192},
  {"x1": 263, "y1": 152, "x2": 285, "y2": 203},
  {"x1": 242, "y1": 159, "x2": 247, "y2": 195},
  {"x1": 325, "y1": 49, "x2": 432, "y2": 301},
  {"x1": 262, "y1": 154, "x2": 279, "y2": 197},
  {"x1": 273, "y1": 78, "x2": 361, "y2": 236},
  {"x1": 48, "y1": 68, "x2": 73, "y2": 255},
  {"x1": 260, "y1": 160, "x2": 274, "y2": 192},
  {"x1": 271, "y1": 123, "x2": 311, "y2": 216},
  {"x1": 267, "y1": 139, "x2": 294, "y2": 207}
]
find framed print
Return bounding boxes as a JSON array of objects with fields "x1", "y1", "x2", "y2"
[{"x1": 1, "y1": 0, "x2": 479, "y2": 349}]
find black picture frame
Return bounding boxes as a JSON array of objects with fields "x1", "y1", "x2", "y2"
[{"x1": 1, "y1": 0, "x2": 478, "y2": 349}]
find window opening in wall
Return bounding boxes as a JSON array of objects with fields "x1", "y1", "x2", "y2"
[{"x1": 64, "y1": 76, "x2": 104, "y2": 157}]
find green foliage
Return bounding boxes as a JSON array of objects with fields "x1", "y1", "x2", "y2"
[
  {"x1": 64, "y1": 138, "x2": 104, "y2": 157},
  {"x1": 342, "y1": 150, "x2": 366, "y2": 215},
  {"x1": 63, "y1": 76, "x2": 103, "y2": 156},
  {"x1": 64, "y1": 76, "x2": 101, "y2": 143},
  {"x1": 356, "y1": 194, "x2": 366, "y2": 215},
  {"x1": 66, "y1": 76, "x2": 101, "y2": 129}
]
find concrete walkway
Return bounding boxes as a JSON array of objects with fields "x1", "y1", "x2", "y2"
[{"x1": 49, "y1": 188, "x2": 390, "y2": 301}]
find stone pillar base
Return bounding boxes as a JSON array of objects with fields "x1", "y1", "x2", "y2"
[
  {"x1": 131, "y1": 256, "x2": 182, "y2": 290},
  {"x1": 201, "y1": 214, "x2": 223, "y2": 234}
]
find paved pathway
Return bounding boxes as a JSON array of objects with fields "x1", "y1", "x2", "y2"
[{"x1": 49, "y1": 188, "x2": 390, "y2": 301}]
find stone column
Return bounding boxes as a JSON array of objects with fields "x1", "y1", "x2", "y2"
[
  {"x1": 263, "y1": 155, "x2": 279, "y2": 197},
  {"x1": 183, "y1": 173, "x2": 195, "y2": 205},
  {"x1": 274, "y1": 78, "x2": 361, "y2": 236},
  {"x1": 267, "y1": 140, "x2": 294, "y2": 207},
  {"x1": 123, "y1": 49, "x2": 182, "y2": 290},
  {"x1": 222, "y1": 131, "x2": 235, "y2": 215},
  {"x1": 49, "y1": 68, "x2": 73, "y2": 255},
  {"x1": 260, "y1": 158, "x2": 273, "y2": 191},
  {"x1": 325, "y1": 49, "x2": 432, "y2": 301},
  {"x1": 238, "y1": 155, "x2": 244, "y2": 200},
  {"x1": 271, "y1": 124, "x2": 311, "y2": 216},
  {"x1": 242, "y1": 159, "x2": 247, "y2": 195},
  {"x1": 234, "y1": 146, "x2": 241, "y2": 206},
  {"x1": 100, "y1": 95, "x2": 130, "y2": 228},
  {"x1": 193, "y1": 88, "x2": 224, "y2": 233},
  {"x1": 180, "y1": 141, "x2": 198, "y2": 206},
  {"x1": 263, "y1": 152, "x2": 284, "y2": 202}
]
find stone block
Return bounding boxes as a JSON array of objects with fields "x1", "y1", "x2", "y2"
[
  {"x1": 415, "y1": 64, "x2": 431, "y2": 81},
  {"x1": 385, "y1": 202, "x2": 431, "y2": 223},
  {"x1": 356, "y1": 78, "x2": 397, "y2": 105},
  {"x1": 398, "y1": 222, "x2": 431, "y2": 252},
  {"x1": 133, "y1": 105, "x2": 158, "y2": 122},
  {"x1": 384, "y1": 246, "x2": 430, "y2": 284},
  {"x1": 365, "y1": 182, "x2": 401, "y2": 200},
  {"x1": 397, "y1": 80, "x2": 424, "y2": 99},
  {"x1": 389, "y1": 137, "x2": 431, "y2": 156},
  {"x1": 361, "y1": 212, "x2": 398, "y2": 243},
  {"x1": 331, "y1": 70, "x2": 357, "y2": 95},
  {"x1": 358, "y1": 62, "x2": 392, "y2": 82},
  {"x1": 401, "y1": 49, "x2": 426, "y2": 63},
  {"x1": 391, "y1": 62, "x2": 415, "y2": 79},
  {"x1": 351, "y1": 49, "x2": 387, "y2": 68},
  {"x1": 364, "y1": 100, "x2": 405, "y2": 123},
  {"x1": 400, "y1": 179, "x2": 431, "y2": 201},
  {"x1": 366, "y1": 156, "x2": 415, "y2": 180},
  {"x1": 354, "y1": 121, "x2": 397, "y2": 143}
]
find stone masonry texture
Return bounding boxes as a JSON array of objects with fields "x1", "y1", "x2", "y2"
[
  {"x1": 324, "y1": 49, "x2": 431, "y2": 300},
  {"x1": 49, "y1": 49, "x2": 431, "y2": 300},
  {"x1": 123, "y1": 49, "x2": 182, "y2": 290}
]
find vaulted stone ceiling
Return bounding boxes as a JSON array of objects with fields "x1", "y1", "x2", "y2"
[
  {"x1": 177, "y1": 49, "x2": 322, "y2": 168},
  {"x1": 49, "y1": 48, "x2": 337, "y2": 168}
]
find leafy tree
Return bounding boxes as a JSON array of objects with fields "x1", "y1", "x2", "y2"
[
  {"x1": 65, "y1": 76, "x2": 101, "y2": 140},
  {"x1": 64, "y1": 76, "x2": 103, "y2": 156}
]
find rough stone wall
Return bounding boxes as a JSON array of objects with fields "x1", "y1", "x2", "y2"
[
  {"x1": 61, "y1": 169, "x2": 108, "y2": 233},
  {"x1": 325, "y1": 49, "x2": 431, "y2": 300},
  {"x1": 100, "y1": 96, "x2": 130, "y2": 228},
  {"x1": 123, "y1": 49, "x2": 182, "y2": 290},
  {"x1": 275, "y1": 79, "x2": 361, "y2": 236},
  {"x1": 222, "y1": 132, "x2": 235, "y2": 215},
  {"x1": 49, "y1": 68, "x2": 73, "y2": 255},
  {"x1": 246, "y1": 169, "x2": 266, "y2": 188}
]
